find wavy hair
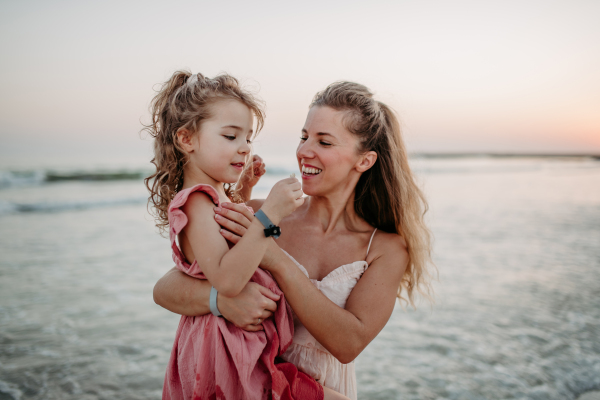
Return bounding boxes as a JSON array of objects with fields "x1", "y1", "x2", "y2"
[
  {"x1": 143, "y1": 71, "x2": 265, "y2": 234},
  {"x1": 311, "y1": 82, "x2": 434, "y2": 306}
]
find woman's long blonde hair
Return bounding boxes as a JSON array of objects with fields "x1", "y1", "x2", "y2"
[
  {"x1": 311, "y1": 82, "x2": 434, "y2": 306},
  {"x1": 143, "y1": 71, "x2": 265, "y2": 234}
]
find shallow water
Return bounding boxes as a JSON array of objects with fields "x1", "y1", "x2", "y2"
[{"x1": 0, "y1": 157, "x2": 599, "y2": 399}]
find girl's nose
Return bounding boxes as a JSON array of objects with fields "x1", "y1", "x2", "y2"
[{"x1": 239, "y1": 140, "x2": 251, "y2": 154}]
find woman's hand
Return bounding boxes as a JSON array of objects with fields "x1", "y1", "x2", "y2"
[
  {"x1": 218, "y1": 282, "x2": 280, "y2": 332},
  {"x1": 154, "y1": 268, "x2": 279, "y2": 332},
  {"x1": 214, "y1": 202, "x2": 254, "y2": 242},
  {"x1": 260, "y1": 177, "x2": 304, "y2": 224}
]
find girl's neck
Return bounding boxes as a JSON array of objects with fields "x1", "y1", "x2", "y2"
[
  {"x1": 181, "y1": 165, "x2": 228, "y2": 199},
  {"x1": 304, "y1": 188, "x2": 365, "y2": 234}
]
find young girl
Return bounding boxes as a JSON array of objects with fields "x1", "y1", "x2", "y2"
[{"x1": 144, "y1": 71, "x2": 347, "y2": 400}]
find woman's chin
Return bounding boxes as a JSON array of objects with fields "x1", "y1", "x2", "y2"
[{"x1": 300, "y1": 183, "x2": 321, "y2": 197}]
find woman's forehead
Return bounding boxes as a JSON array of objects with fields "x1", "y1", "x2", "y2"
[{"x1": 303, "y1": 106, "x2": 349, "y2": 133}]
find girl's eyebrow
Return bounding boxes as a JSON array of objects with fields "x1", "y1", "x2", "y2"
[
  {"x1": 221, "y1": 125, "x2": 243, "y2": 131},
  {"x1": 222, "y1": 125, "x2": 254, "y2": 134}
]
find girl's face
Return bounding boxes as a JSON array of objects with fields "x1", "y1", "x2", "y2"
[
  {"x1": 190, "y1": 99, "x2": 254, "y2": 184},
  {"x1": 297, "y1": 106, "x2": 365, "y2": 196}
]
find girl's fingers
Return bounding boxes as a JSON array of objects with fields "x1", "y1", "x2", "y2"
[
  {"x1": 220, "y1": 229, "x2": 241, "y2": 244},
  {"x1": 215, "y1": 215, "x2": 247, "y2": 236}
]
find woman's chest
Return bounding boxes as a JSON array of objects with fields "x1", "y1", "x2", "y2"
[{"x1": 278, "y1": 226, "x2": 371, "y2": 281}]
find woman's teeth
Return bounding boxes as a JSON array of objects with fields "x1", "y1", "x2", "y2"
[{"x1": 302, "y1": 166, "x2": 322, "y2": 175}]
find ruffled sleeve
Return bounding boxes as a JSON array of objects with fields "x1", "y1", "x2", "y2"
[{"x1": 168, "y1": 184, "x2": 221, "y2": 278}]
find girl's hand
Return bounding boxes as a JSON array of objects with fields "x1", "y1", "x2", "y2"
[
  {"x1": 260, "y1": 177, "x2": 304, "y2": 224},
  {"x1": 240, "y1": 155, "x2": 266, "y2": 188},
  {"x1": 218, "y1": 282, "x2": 280, "y2": 332}
]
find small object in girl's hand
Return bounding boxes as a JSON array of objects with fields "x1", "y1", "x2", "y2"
[{"x1": 290, "y1": 173, "x2": 295, "y2": 178}]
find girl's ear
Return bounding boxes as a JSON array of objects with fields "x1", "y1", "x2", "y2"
[
  {"x1": 177, "y1": 128, "x2": 195, "y2": 153},
  {"x1": 356, "y1": 151, "x2": 377, "y2": 173}
]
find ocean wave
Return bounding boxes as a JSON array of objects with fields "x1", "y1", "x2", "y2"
[
  {"x1": 1, "y1": 156, "x2": 598, "y2": 190},
  {"x1": 0, "y1": 169, "x2": 149, "y2": 189},
  {"x1": 0, "y1": 197, "x2": 147, "y2": 215}
]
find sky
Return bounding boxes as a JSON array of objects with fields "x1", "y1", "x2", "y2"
[{"x1": 0, "y1": 0, "x2": 599, "y2": 168}]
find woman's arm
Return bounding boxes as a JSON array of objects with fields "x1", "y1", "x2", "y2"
[
  {"x1": 153, "y1": 267, "x2": 280, "y2": 332},
  {"x1": 216, "y1": 202, "x2": 408, "y2": 364},
  {"x1": 265, "y1": 240, "x2": 407, "y2": 363}
]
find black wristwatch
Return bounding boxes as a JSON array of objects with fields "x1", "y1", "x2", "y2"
[{"x1": 254, "y1": 209, "x2": 281, "y2": 239}]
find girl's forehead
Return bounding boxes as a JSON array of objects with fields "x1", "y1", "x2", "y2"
[{"x1": 210, "y1": 99, "x2": 252, "y2": 119}]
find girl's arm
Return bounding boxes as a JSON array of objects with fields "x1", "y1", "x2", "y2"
[
  {"x1": 153, "y1": 267, "x2": 280, "y2": 332},
  {"x1": 216, "y1": 202, "x2": 408, "y2": 364},
  {"x1": 182, "y1": 178, "x2": 301, "y2": 298}
]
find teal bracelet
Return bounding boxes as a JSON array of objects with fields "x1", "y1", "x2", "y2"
[{"x1": 209, "y1": 286, "x2": 222, "y2": 317}]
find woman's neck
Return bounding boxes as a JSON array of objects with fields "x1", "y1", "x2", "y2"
[
  {"x1": 181, "y1": 165, "x2": 228, "y2": 199},
  {"x1": 304, "y1": 189, "x2": 366, "y2": 234}
]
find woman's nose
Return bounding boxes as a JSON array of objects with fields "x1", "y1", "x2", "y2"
[{"x1": 296, "y1": 139, "x2": 314, "y2": 159}]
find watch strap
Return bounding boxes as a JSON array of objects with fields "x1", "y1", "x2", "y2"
[{"x1": 254, "y1": 209, "x2": 281, "y2": 238}]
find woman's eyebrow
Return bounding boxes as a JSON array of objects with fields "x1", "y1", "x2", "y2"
[{"x1": 301, "y1": 129, "x2": 334, "y2": 137}]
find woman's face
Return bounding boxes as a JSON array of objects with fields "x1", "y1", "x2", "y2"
[{"x1": 297, "y1": 106, "x2": 364, "y2": 196}]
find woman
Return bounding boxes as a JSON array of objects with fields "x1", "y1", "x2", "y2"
[{"x1": 154, "y1": 81, "x2": 433, "y2": 399}]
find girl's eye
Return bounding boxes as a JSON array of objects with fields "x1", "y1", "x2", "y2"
[
  {"x1": 224, "y1": 135, "x2": 236, "y2": 141},
  {"x1": 246, "y1": 139, "x2": 252, "y2": 145}
]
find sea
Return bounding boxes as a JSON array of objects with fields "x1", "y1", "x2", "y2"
[{"x1": 0, "y1": 154, "x2": 599, "y2": 400}]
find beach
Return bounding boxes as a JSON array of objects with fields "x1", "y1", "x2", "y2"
[{"x1": 1, "y1": 155, "x2": 599, "y2": 399}]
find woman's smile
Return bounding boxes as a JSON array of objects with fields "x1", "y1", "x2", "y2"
[{"x1": 301, "y1": 163, "x2": 323, "y2": 178}]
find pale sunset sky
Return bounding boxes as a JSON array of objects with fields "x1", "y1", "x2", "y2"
[{"x1": 0, "y1": 0, "x2": 599, "y2": 168}]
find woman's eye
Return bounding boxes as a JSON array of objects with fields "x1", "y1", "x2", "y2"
[
  {"x1": 299, "y1": 136, "x2": 308, "y2": 141},
  {"x1": 320, "y1": 141, "x2": 332, "y2": 146}
]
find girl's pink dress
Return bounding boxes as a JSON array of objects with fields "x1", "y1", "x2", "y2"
[{"x1": 163, "y1": 184, "x2": 324, "y2": 400}]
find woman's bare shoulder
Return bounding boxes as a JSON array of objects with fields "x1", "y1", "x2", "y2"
[{"x1": 367, "y1": 229, "x2": 408, "y2": 266}]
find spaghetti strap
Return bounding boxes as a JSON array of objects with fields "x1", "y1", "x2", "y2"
[{"x1": 365, "y1": 228, "x2": 377, "y2": 258}]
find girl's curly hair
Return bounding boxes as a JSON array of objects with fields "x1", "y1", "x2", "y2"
[{"x1": 143, "y1": 71, "x2": 265, "y2": 234}]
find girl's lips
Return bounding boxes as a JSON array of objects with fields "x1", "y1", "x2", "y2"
[{"x1": 231, "y1": 163, "x2": 245, "y2": 171}]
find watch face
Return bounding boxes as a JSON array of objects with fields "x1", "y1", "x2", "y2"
[{"x1": 265, "y1": 226, "x2": 281, "y2": 238}]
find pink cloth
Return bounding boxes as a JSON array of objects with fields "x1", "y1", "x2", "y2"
[{"x1": 163, "y1": 184, "x2": 324, "y2": 400}]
